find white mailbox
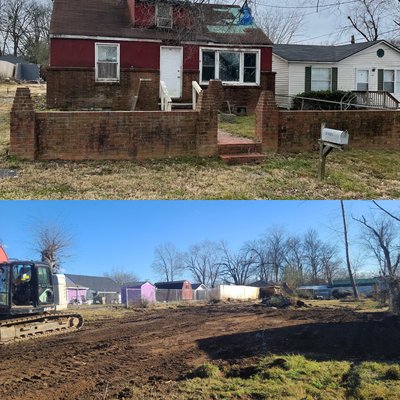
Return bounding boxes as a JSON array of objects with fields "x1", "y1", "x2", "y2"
[{"x1": 321, "y1": 128, "x2": 349, "y2": 145}]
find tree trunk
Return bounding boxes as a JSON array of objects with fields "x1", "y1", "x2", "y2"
[{"x1": 340, "y1": 201, "x2": 360, "y2": 299}]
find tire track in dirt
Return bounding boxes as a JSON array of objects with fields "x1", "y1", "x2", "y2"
[{"x1": 0, "y1": 304, "x2": 397, "y2": 399}]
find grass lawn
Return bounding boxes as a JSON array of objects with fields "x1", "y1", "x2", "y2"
[
  {"x1": 131, "y1": 356, "x2": 400, "y2": 400},
  {"x1": 0, "y1": 83, "x2": 399, "y2": 199}
]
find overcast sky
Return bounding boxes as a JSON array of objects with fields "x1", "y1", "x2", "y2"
[
  {"x1": 1, "y1": 200, "x2": 399, "y2": 281},
  {"x1": 247, "y1": 0, "x2": 397, "y2": 45}
]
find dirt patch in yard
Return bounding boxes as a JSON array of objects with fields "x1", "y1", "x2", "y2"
[{"x1": 0, "y1": 303, "x2": 399, "y2": 399}]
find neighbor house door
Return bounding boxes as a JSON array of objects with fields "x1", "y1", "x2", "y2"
[{"x1": 160, "y1": 46, "x2": 182, "y2": 98}]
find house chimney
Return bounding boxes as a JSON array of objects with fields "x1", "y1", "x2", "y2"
[
  {"x1": 127, "y1": 0, "x2": 135, "y2": 24},
  {"x1": 351, "y1": 35, "x2": 355, "y2": 44}
]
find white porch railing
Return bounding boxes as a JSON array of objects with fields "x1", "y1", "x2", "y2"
[
  {"x1": 160, "y1": 80, "x2": 172, "y2": 111},
  {"x1": 192, "y1": 81, "x2": 203, "y2": 110}
]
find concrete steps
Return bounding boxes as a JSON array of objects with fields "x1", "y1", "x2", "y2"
[{"x1": 218, "y1": 142, "x2": 266, "y2": 165}]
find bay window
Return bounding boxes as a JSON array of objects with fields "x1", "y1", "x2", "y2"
[{"x1": 200, "y1": 48, "x2": 260, "y2": 85}]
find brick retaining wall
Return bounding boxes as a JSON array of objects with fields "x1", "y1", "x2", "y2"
[
  {"x1": 256, "y1": 91, "x2": 400, "y2": 152},
  {"x1": 10, "y1": 85, "x2": 217, "y2": 161}
]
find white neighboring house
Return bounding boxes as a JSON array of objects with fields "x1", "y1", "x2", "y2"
[{"x1": 272, "y1": 40, "x2": 400, "y2": 109}]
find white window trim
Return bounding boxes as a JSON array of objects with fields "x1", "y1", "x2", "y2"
[
  {"x1": 95, "y1": 43, "x2": 120, "y2": 83},
  {"x1": 199, "y1": 47, "x2": 260, "y2": 86},
  {"x1": 156, "y1": 3, "x2": 173, "y2": 28}
]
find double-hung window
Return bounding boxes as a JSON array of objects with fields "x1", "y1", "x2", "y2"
[
  {"x1": 305, "y1": 66, "x2": 337, "y2": 92},
  {"x1": 95, "y1": 43, "x2": 120, "y2": 82},
  {"x1": 156, "y1": 3, "x2": 172, "y2": 28},
  {"x1": 200, "y1": 48, "x2": 260, "y2": 85},
  {"x1": 378, "y1": 69, "x2": 400, "y2": 93},
  {"x1": 311, "y1": 68, "x2": 331, "y2": 91}
]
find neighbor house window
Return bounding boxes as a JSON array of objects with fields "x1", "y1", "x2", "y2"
[
  {"x1": 305, "y1": 66, "x2": 337, "y2": 92},
  {"x1": 384, "y1": 70, "x2": 395, "y2": 93},
  {"x1": 200, "y1": 48, "x2": 260, "y2": 85},
  {"x1": 311, "y1": 68, "x2": 331, "y2": 91},
  {"x1": 156, "y1": 3, "x2": 172, "y2": 28},
  {"x1": 356, "y1": 69, "x2": 369, "y2": 91},
  {"x1": 95, "y1": 43, "x2": 120, "y2": 82}
]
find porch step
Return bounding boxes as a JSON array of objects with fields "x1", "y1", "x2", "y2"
[
  {"x1": 218, "y1": 142, "x2": 265, "y2": 165},
  {"x1": 172, "y1": 102, "x2": 193, "y2": 109},
  {"x1": 158, "y1": 102, "x2": 193, "y2": 110},
  {"x1": 219, "y1": 153, "x2": 266, "y2": 165},
  {"x1": 218, "y1": 142, "x2": 262, "y2": 155}
]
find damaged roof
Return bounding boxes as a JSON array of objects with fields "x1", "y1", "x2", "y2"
[{"x1": 50, "y1": 0, "x2": 271, "y2": 45}]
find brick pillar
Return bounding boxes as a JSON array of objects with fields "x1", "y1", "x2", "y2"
[
  {"x1": 135, "y1": 79, "x2": 159, "y2": 111},
  {"x1": 10, "y1": 87, "x2": 36, "y2": 160},
  {"x1": 255, "y1": 90, "x2": 279, "y2": 152},
  {"x1": 205, "y1": 79, "x2": 225, "y2": 111},
  {"x1": 195, "y1": 88, "x2": 218, "y2": 157}
]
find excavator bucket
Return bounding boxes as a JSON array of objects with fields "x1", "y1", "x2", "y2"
[{"x1": 0, "y1": 246, "x2": 8, "y2": 263}]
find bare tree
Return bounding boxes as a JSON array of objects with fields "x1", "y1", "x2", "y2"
[
  {"x1": 303, "y1": 229, "x2": 323, "y2": 284},
  {"x1": 184, "y1": 240, "x2": 222, "y2": 287},
  {"x1": 219, "y1": 242, "x2": 256, "y2": 286},
  {"x1": 33, "y1": 221, "x2": 72, "y2": 273},
  {"x1": 151, "y1": 243, "x2": 184, "y2": 282},
  {"x1": 256, "y1": 7, "x2": 305, "y2": 44},
  {"x1": 340, "y1": 200, "x2": 359, "y2": 299},
  {"x1": 104, "y1": 266, "x2": 139, "y2": 287},
  {"x1": 320, "y1": 243, "x2": 341, "y2": 286},
  {"x1": 244, "y1": 238, "x2": 272, "y2": 282},
  {"x1": 266, "y1": 227, "x2": 287, "y2": 283},
  {"x1": 283, "y1": 235, "x2": 305, "y2": 287},
  {"x1": 353, "y1": 213, "x2": 400, "y2": 313},
  {"x1": 346, "y1": 0, "x2": 389, "y2": 41},
  {"x1": 373, "y1": 201, "x2": 400, "y2": 223},
  {"x1": 0, "y1": 0, "x2": 52, "y2": 62}
]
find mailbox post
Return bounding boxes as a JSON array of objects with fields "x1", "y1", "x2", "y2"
[{"x1": 318, "y1": 123, "x2": 349, "y2": 180}]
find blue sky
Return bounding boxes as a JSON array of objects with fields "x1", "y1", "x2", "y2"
[{"x1": 1, "y1": 200, "x2": 399, "y2": 281}]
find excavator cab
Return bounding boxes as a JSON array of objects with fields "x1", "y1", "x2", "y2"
[{"x1": 0, "y1": 261, "x2": 56, "y2": 317}]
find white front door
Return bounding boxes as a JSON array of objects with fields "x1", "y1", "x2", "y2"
[{"x1": 160, "y1": 46, "x2": 182, "y2": 98}]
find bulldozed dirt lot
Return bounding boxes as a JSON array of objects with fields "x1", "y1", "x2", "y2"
[{"x1": 1, "y1": 303, "x2": 400, "y2": 399}]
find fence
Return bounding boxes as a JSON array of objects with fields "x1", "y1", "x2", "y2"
[{"x1": 122, "y1": 288, "x2": 156, "y2": 306}]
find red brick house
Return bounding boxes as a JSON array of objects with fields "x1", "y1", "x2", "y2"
[{"x1": 47, "y1": 0, "x2": 274, "y2": 112}]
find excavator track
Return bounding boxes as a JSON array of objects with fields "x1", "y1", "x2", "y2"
[{"x1": 0, "y1": 313, "x2": 84, "y2": 344}]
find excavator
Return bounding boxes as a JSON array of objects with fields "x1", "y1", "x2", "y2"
[{"x1": 0, "y1": 246, "x2": 84, "y2": 344}]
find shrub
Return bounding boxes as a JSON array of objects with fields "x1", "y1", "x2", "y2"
[
  {"x1": 191, "y1": 363, "x2": 221, "y2": 379},
  {"x1": 292, "y1": 90, "x2": 357, "y2": 110},
  {"x1": 384, "y1": 365, "x2": 400, "y2": 380}
]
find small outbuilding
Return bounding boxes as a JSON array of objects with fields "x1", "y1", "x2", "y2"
[
  {"x1": 66, "y1": 276, "x2": 89, "y2": 304},
  {"x1": 65, "y1": 274, "x2": 121, "y2": 304},
  {"x1": 155, "y1": 280, "x2": 193, "y2": 302},
  {"x1": 191, "y1": 283, "x2": 208, "y2": 300},
  {"x1": 121, "y1": 281, "x2": 156, "y2": 305},
  {"x1": 0, "y1": 55, "x2": 40, "y2": 81}
]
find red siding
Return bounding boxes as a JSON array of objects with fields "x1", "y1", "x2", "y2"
[
  {"x1": 51, "y1": 39, "x2": 161, "y2": 69},
  {"x1": 261, "y1": 47, "x2": 272, "y2": 71},
  {"x1": 51, "y1": 38, "x2": 271, "y2": 72}
]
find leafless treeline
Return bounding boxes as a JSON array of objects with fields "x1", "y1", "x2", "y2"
[
  {"x1": 152, "y1": 202, "x2": 400, "y2": 300},
  {"x1": 152, "y1": 228, "x2": 344, "y2": 288},
  {"x1": 0, "y1": 0, "x2": 52, "y2": 63}
]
